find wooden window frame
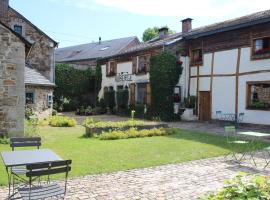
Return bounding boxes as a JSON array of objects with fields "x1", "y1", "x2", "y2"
[
  {"x1": 106, "y1": 61, "x2": 117, "y2": 77},
  {"x1": 137, "y1": 55, "x2": 150, "y2": 75},
  {"x1": 251, "y1": 36, "x2": 270, "y2": 60},
  {"x1": 246, "y1": 81, "x2": 270, "y2": 111},
  {"x1": 26, "y1": 92, "x2": 35, "y2": 104},
  {"x1": 190, "y1": 48, "x2": 203, "y2": 66},
  {"x1": 14, "y1": 25, "x2": 23, "y2": 35}
]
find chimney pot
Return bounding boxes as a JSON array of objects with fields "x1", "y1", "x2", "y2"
[
  {"x1": 158, "y1": 27, "x2": 169, "y2": 39},
  {"x1": 181, "y1": 18, "x2": 193, "y2": 34},
  {"x1": 99, "y1": 36, "x2": 101, "y2": 44}
]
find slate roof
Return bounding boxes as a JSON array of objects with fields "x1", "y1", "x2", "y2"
[
  {"x1": 55, "y1": 36, "x2": 139, "y2": 62},
  {"x1": 185, "y1": 9, "x2": 270, "y2": 38},
  {"x1": 25, "y1": 65, "x2": 55, "y2": 87}
]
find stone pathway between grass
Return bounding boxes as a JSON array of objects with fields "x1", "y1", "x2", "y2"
[{"x1": 1, "y1": 154, "x2": 270, "y2": 200}]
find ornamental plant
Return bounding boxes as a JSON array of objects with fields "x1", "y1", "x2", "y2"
[
  {"x1": 84, "y1": 118, "x2": 144, "y2": 129},
  {"x1": 49, "y1": 116, "x2": 77, "y2": 127},
  {"x1": 200, "y1": 173, "x2": 270, "y2": 200}
]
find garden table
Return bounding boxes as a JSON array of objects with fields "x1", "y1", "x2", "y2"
[
  {"x1": 237, "y1": 131, "x2": 270, "y2": 167},
  {"x1": 1, "y1": 149, "x2": 62, "y2": 199}
]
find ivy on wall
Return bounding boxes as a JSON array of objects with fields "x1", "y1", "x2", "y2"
[
  {"x1": 54, "y1": 64, "x2": 95, "y2": 111},
  {"x1": 95, "y1": 62, "x2": 102, "y2": 100},
  {"x1": 149, "y1": 51, "x2": 182, "y2": 121}
]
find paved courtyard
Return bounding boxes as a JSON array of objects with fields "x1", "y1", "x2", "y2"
[{"x1": 1, "y1": 154, "x2": 270, "y2": 200}]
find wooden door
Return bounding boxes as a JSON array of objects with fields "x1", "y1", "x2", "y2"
[{"x1": 199, "y1": 91, "x2": 211, "y2": 121}]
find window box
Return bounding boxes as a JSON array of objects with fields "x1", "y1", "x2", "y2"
[{"x1": 251, "y1": 37, "x2": 270, "y2": 60}]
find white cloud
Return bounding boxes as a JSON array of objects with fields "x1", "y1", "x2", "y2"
[{"x1": 69, "y1": 0, "x2": 270, "y2": 17}]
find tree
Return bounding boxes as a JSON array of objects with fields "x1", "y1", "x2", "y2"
[{"x1": 142, "y1": 26, "x2": 176, "y2": 42}]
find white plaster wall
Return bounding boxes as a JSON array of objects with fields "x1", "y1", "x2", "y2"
[
  {"x1": 200, "y1": 53, "x2": 212, "y2": 75},
  {"x1": 214, "y1": 49, "x2": 238, "y2": 74},
  {"x1": 212, "y1": 76, "x2": 235, "y2": 119},
  {"x1": 199, "y1": 77, "x2": 210, "y2": 91},
  {"x1": 190, "y1": 67, "x2": 197, "y2": 76},
  {"x1": 238, "y1": 72, "x2": 270, "y2": 125},
  {"x1": 190, "y1": 78, "x2": 197, "y2": 96},
  {"x1": 239, "y1": 47, "x2": 270, "y2": 73}
]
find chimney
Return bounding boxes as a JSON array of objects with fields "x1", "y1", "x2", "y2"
[
  {"x1": 0, "y1": 0, "x2": 9, "y2": 22},
  {"x1": 99, "y1": 36, "x2": 101, "y2": 45},
  {"x1": 181, "y1": 18, "x2": 193, "y2": 34},
  {"x1": 158, "y1": 27, "x2": 169, "y2": 39}
]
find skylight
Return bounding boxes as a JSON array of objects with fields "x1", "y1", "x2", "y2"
[{"x1": 100, "y1": 46, "x2": 109, "y2": 51}]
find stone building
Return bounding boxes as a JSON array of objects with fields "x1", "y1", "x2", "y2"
[
  {"x1": 0, "y1": 21, "x2": 31, "y2": 136},
  {"x1": 0, "y1": 0, "x2": 57, "y2": 120}
]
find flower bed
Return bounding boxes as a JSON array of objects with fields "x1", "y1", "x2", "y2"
[
  {"x1": 99, "y1": 128, "x2": 177, "y2": 140},
  {"x1": 84, "y1": 118, "x2": 168, "y2": 137}
]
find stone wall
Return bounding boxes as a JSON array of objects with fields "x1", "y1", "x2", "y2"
[
  {"x1": 0, "y1": 24, "x2": 25, "y2": 137},
  {"x1": 254, "y1": 85, "x2": 270, "y2": 104},
  {"x1": 25, "y1": 86, "x2": 53, "y2": 119},
  {"x1": 7, "y1": 8, "x2": 56, "y2": 82}
]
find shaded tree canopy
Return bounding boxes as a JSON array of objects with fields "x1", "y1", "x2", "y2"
[{"x1": 142, "y1": 26, "x2": 176, "y2": 42}]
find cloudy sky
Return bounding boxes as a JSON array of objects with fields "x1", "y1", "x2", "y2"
[{"x1": 11, "y1": 0, "x2": 270, "y2": 47}]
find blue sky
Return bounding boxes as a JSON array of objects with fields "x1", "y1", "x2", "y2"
[{"x1": 10, "y1": 0, "x2": 270, "y2": 47}]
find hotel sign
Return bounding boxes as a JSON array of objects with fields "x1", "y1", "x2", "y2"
[{"x1": 115, "y1": 73, "x2": 133, "y2": 82}]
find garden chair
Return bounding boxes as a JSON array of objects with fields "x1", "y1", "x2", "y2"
[
  {"x1": 10, "y1": 137, "x2": 41, "y2": 191},
  {"x1": 17, "y1": 160, "x2": 72, "y2": 200},
  {"x1": 224, "y1": 126, "x2": 250, "y2": 164}
]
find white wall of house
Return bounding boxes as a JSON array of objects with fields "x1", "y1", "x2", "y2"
[{"x1": 188, "y1": 47, "x2": 270, "y2": 125}]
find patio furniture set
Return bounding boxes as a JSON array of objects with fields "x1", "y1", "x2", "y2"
[
  {"x1": 1, "y1": 137, "x2": 72, "y2": 200},
  {"x1": 216, "y1": 111, "x2": 245, "y2": 128},
  {"x1": 225, "y1": 126, "x2": 270, "y2": 168}
]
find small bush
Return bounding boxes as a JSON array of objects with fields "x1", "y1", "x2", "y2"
[
  {"x1": 117, "y1": 89, "x2": 129, "y2": 109},
  {"x1": 84, "y1": 118, "x2": 144, "y2": 128},
  {"x1": 49, "y1": 116, "x2": 77, "y2": 127},
  {"x1": 200, "y1": 173, "x2": 270, "y2": 200},
  {"x1": 99, "y1": 128, "x2": 177, "y2": 140},
  {"x1": 104, "y1": 90, "x2": 115, "y2": 109},
  {"x1": 39, "y1": 118, "x2": 50, "y2": 126},
  {"x1": 52, "y1": 109, "x2": 58, "y2": 116}
]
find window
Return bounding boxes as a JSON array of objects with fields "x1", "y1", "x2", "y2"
[
  {"x1": 138, "y1": 56, "x2": 148, "y2": 74},
  {"x1": 191, "y1": 49, "x2": 203, "y2": 65},
  {"x1": 47, "y1": 93, "x2": 53, "y2": 107},
  {"x1": 252, "y1": 37, "x2": 270, "y2": 59},
  {"x1": 14, "y1": 25, "x2": 22, "y2": 35},
  {"x1": 106, "y1": 61, "x2": 116, "y2": 76},
  {"x1": 26, "y1": 92, "x2": 34, "y2": 104},
  {"x1": 247, "y1": 82, "x2": 270, "y2": 110},
  {"x1": 136, "y1": 83, "x2": 147, "y2": 104}
]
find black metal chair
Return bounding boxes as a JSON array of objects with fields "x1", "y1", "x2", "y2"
[
  {"x1": 10, "y1": 137, "x2": 42, "y2": 191},
  {"x1": 17, "y1": 160, "x2": 72, "y2": 200}
]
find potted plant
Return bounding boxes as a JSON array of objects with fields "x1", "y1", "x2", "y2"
[{"x1": 182, "y1": 96, "x2": 197, "y2": 121}]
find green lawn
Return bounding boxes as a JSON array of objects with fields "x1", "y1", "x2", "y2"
[{"x1": 0, "y1": 126, "x2": 268, "y2": 186}]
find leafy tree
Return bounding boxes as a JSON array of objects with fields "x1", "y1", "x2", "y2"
[{"x1": 142, "y1": 26, "x2": 176, "y2": 42}]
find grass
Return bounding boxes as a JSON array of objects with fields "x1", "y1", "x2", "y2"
[{"x1": 0, "y1": 126, "x2": 268, "y2": 186}]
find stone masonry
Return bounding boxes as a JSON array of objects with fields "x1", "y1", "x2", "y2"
[
  {"x1": 26, "y1": 86, "x2": 53, "y2": 119},
  {"x1": 0, "y1": 23, "x2": 25, "y2": 136}
]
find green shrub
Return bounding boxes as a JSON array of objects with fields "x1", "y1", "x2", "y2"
[
  {"x1": 38, "y1": 118, "x2": 50, "y2": 126},
  {"x1": 99, "y1": 128, "x2": 177, "y2": 140},
  {"x1": 49, "y1": 116, "x2": 77, "y2": 127},
  {"x1": 200, "y1": 173, "x2": 270, "y2": 200},
  {"x1": 24, "y1": 117, "x2": 39, "y2": 137},
  {"x1": 134, "y1": 104, "x2": 145, "y2": 118},
  {"x1": 25, "y1": 106, "x2": 35, "y2": 119},
  {"x1": 104, "y1": 90, "x2": 116, "y2": 109},
  {"x1": 84, "y1": 118, "x2": 144, "y2": 128},
  {"x1": 150, "y1": 51, "x2": 182, "y2": 121},
  {"x1": 52, "y1": 109, "x2": 57, "y2": 116},
  {"x1": 184, "y1": 96, "x2": 197, "y2": 108},
  {"x1": 116, "y1": 89, "x2": 129, "y2": 109}
]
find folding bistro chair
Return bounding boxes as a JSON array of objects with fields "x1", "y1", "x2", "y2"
[
  {"x1": 10, "y1": 137, "x2": 41, "y2": 191},
  {"x1": 17, "y1": 160, "x2": 72, "y2": 200},
  {"x1": 224, "y1": 126, "x2": 250, "y2": 164}
]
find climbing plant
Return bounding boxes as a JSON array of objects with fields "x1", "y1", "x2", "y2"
[
  {"x1": 149, "y1": 51, "x2": 182, "y2": 121},
  {"x1": 54, "y1": 64, "x2": 95, "y2": 111},
  {"x1": 95, "y1": 62, "x2": 102, "y2": 101}
]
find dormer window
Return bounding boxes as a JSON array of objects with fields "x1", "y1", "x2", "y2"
[
  {"x1": 191, "y1": 49, "x2": 203, "y2": 66},
  {"x1": 252, "y1": 37, "x2": 270, "y2": 59},
  {"x1": 14, "y1": 25, "x2": 22, "y2": 35}
]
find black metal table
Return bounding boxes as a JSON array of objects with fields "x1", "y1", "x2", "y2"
[{"x1": 1, "y1": 149, "x2": 62, "y2": 199}]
